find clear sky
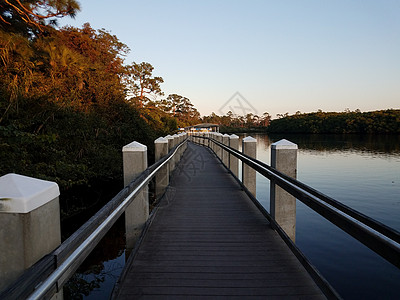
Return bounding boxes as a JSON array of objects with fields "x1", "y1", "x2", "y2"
[{"x1": 59, "y1": 0, "x2": 400, "y2": 118}]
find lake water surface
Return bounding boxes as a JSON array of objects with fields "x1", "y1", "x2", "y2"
[
  {"x1": 244, "y1": 133, "x2": 400, "y2": 299},
  {"x1": 71, "y1": 133, "x2": 400, "y2": 299}
]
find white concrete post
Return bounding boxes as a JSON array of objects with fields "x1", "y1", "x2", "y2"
[
  {"x1": 182, "y1": 133, "x2": 187, "y2": 152},
  {"x1": 222, "y1": 134, "x2": 230, "y2": 167},
  {"x1": 172, "y1": 134, "x2": 179, "y2": 169},
  {"x1": 165, "y1": 135, "x2": 174, "y2": 175},
  {"x1": 0, "y1": 174, "x2": 61, "y2": 292},
  {"x1": 229, "y1": 134, "x2": 239, "y2": 177},
  {"x1": 209, "y1": 132, "x2": 214, "y2": 152},
  {"x1": 172, "y1": 134, "x2": 179, "y2": 148},
  {"x1": 165, "y1": 135, "x2": 173, "y2": 151},
  {"x1": 242, "y1": 136, "x2": 257, "y2": 196},
  {"x1": 270, "y1": 139, "x2": 298, "y2": 242},
  {"x1": 176, "y1": 134, "x2": 181, "y2": 157},
  {"x1": 154, "y1": 137, "x2": 169, "y2": 200},
  {"x1": 177, "y1": 133, "x2": 184, "y2": 160},
  {"x1": 211, "y1": 132, "x2": 216, "y2": 154},
  {"x1": 178, "y1": 133, "x2": 183, "y2": 158},
  {"x1": 192, "y1": 132, "x2": 197, "y2": 144},
  {"x1": 215, "y1": 133, "x2": 223, "y2": 160},
  {"x1": 122, "y1": 141, "x2": 148, "y2": 249}
]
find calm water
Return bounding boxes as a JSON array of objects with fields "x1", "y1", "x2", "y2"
[
  {"x1": 69, "y1": 133, "x2": 400, "y2": 299},
  {"x1": 243, "y1": 133, "x2": 400, "y2": 299}
]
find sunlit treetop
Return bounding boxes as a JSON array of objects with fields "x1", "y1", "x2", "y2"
[{"x1": 0, "y1": 0, "x2": 80, "y2": 36}]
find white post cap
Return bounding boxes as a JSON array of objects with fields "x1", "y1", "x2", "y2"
[
  {"x1": 0, "y1": 173, "x2": 60, "y2": 213},
  {"x1": 229, "y1": 134, "x2": 239, "y2": 139},
  {"x1": 223, "y1": 134, "x2": 230, "y2": 137},
  {"x1": 271, "y1": 139, "x2": 298, "y2": 150},
  {"x1": 155, "y1": 137, "x2": 168, "y2": 144},
  {"x1": 122, "y1": 141, "x2": 147, "y2": 152},
  {"x1": 243, "y1": 136, "x2": 257, "y2": 143}
]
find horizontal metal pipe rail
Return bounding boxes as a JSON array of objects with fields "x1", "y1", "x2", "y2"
[
  {"x1": 193, "y1": 135, "x2": 400, "y2": 269},
  {"x1": 0, "y1": 139, "x2": 187, "y2": 300}
]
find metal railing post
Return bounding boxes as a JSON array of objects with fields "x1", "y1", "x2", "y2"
[{"x1": 270, "y1": 139, "x2": 298, "y2": 242}]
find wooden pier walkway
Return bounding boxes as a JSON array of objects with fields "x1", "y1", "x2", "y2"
[{"x1": 113, "y1": 142, "x2": 326, "y2": 299}]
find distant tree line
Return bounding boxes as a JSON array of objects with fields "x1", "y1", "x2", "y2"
[
  {"x1": 267, "y1": 109, "x2": 400, "y2": 134},
  {"x1": 202, "y1": 111, "x2": 271, "y2": 132},
  {"x1": 200, "y1": 109, "x2": 400, "y2": 134}
]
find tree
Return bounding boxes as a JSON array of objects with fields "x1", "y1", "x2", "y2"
[
  {"x1": 125, "y1": 62, "x2": 164, "y2": 106},
  {"x1": 49, "y1": 24, "x2": 129, "y2": 110},
  {"x1": 261, "y1": 112, "x2": 271, "y2": 126},
  {"x1": 0, "y1": 0, "x2": 80, "y2": 36},
  {"x1": 156, "y1": 94, "x2": 200, "y2": 127}
]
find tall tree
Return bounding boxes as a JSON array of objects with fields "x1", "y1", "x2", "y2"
[{"x1": 125, "y1": 62, "x2": 164, "y2": 106}]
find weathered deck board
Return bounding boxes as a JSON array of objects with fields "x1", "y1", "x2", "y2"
[{"x1": 113, "y1": 142, "x2": 326, "y2": 299}]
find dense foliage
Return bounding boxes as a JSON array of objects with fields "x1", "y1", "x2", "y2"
[
  {"x1": 267, "y1": 110, "x2": 400, "y2": 134},
  {"x1": 0, "y1": 2, "x2": 199, "y2": 218}
]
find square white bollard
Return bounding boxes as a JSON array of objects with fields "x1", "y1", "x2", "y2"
[{"x1": 0, "y1": 173, "x2": 61, "y2": 292}]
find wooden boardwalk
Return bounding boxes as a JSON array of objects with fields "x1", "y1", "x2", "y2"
[{"x1": 113, "y1": 142, "x2": 326, "y2": 299}]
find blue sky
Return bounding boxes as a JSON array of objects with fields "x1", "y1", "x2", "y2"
[{"x1": 59, "y1": 0, "x2": 400, "y2": 118}]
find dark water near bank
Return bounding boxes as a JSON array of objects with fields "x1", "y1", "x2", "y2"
[{"x1": 65, "y1": 133, "x2": 400, "y2": 299}]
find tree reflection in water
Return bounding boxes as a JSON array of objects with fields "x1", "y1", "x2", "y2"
[{"x1": 64, "y1": 217, "x2": 126, "y2": 299}]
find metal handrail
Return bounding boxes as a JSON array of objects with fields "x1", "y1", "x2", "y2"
[
  {"x1": 194, "y1": 135, "x2": 400, "y2": 269},
  {"x1": 22, "y1": 140, "x2": 187, "y2": 299}
]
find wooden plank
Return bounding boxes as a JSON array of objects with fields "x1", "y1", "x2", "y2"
[
  {"x1": 113, "y1": 143, "x2": 326, "y2": 299},
  {"x1": 121, "y1": 271, "x2": 312, "y2": 280},
  {"x1": 118, "y1": 295, "x2": 324, "y2": 300},
  {"x1": 118, "y1": 286, "x2": 324, "y2": 297},
  {"x1": 124, "y1": 278, "x2": 318, "y2": 288}
]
